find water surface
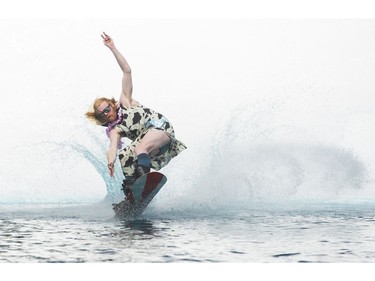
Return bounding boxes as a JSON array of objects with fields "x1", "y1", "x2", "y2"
[{"x1": 1, "y1": 202, "x2": 374, "y2": 263}]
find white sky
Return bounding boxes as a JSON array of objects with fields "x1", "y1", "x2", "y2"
[
  {"x1": 1, "y1": 19, "x2": 374, "y2": 144},
  {"x1": 1, "y1": 0, "x2": 375, "y2": 18},
  {"x1": 1, "y1": 1, "x2": 375, "y2": 202}
]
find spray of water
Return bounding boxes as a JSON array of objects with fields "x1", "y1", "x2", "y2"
[
  {"x1": 148, "y1": 104, "x2": 370, "y2": 216},
  {"x1": 0, "y1": 104, "x2": 371, "y2": 216}
]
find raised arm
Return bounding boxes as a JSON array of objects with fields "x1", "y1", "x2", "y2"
[{"x1": 101, "y1": 32, "x2": 134, "y2": 107}]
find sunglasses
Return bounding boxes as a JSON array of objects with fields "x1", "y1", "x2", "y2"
[{"x1": 97, "y1": 105, "x2": 111, "y2": 119}]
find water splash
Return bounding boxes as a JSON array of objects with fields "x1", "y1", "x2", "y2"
[
  {"x1": 0, "y1": 125, "x2": 124, "y2": 204},
  {"x1": 209, "y1": 106, "x2": 367, "y2": 201},
  {"x1": 149, "y1": 105, "x2": 370, "y2": 215},
  {"x1": 0, "y1": 103, "x2": 371, "y2": 212},
  {"x1": 51, "y1": 141, "x2": 124, "y2": 203}
]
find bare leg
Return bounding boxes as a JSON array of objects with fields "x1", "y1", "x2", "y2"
[{"x1": 134, "y1": 129, "x2": 170, "y2": 156}]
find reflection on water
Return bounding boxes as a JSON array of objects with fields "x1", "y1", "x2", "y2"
[
  {"x1": 119, "y1": 219, "x2": 156, "y2": 236},
  {"x1": 1, "y1": 203, "x2": 375, "y2": 262}
]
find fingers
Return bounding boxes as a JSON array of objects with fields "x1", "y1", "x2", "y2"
[
  {"x1": 101, "y1": 32, "x2": 110, "y2": 40},
  {"x1": 109, "y1": 168, "x2": 114, "y2": 177},
  {"x1": 108, "y1": 162, "x2": 114, "y2": 177}
]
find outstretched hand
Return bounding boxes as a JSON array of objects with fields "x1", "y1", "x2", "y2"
[{"x1": 101, "y1": 32, "x2": 115, "y2": 49}]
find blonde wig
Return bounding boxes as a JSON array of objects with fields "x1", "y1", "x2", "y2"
[{"x1": 85, "y1": 97, "x2": 117, "y2": 125}]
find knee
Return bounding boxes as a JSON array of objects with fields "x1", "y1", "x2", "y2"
[{"x1": 134, "y1": 143, "x2": 149, "y2": 155}]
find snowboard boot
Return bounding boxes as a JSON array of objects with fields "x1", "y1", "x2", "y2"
[
  {"x1": 121, "y1": 176, "x2": 135, "y2": 203},
  {"x1": 135, "y1": 164, "x2": 150, "y2": 179}
]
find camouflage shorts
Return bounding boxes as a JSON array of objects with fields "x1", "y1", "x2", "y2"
[{"x1": 118, "y1": 128, "x2": 187, "y2": 178}]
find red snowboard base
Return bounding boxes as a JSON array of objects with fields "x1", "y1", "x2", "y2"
[{"x1": 112, "y1": 172, "x2": 167, "y2": 218}]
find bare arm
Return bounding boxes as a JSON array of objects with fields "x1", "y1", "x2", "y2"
[
  {"x1": 101, "y1": 32, "x2": 134, "y2": 106},
  {"x1": 107, "y1": 128, "x2": 121, "y2": 177}
]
